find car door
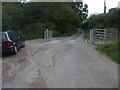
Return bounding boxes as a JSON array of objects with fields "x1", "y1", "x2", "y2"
[
  {"x1": 13, "y1": 31, "x2": 23, "y2": 48},
  {"x1": 14, "y1": 32, "x2": 23, "y2": 47},
  {"x1": 8, "y1": 31, "x2": 20, "y2": 48}
]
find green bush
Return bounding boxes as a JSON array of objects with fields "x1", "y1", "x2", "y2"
[
  {"x1": 81, "y1": 8, "x2": 120, "y2": 34},
  {"x1": 3, "y1": 3, "x2": 84, "y2": 39},
  {"x1": 53, "y1": 30, "x2": 61, "y2": 37},
  {"x1": 17, "y1": 29, "x2": 43, "y2": 40},
  {"x1": 84, "y1": 31, "x2": 89, "y2": 39}
]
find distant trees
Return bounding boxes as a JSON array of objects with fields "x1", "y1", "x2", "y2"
[
  {"x1": 2, "y1": 2, "x2": 88, "y2": 39},
  {"x1": 81, "y1": 8, "x2": 120, "y2": 37},
  {"x1": 52, "y1": 3, "x2": 80, "y2": 34}
]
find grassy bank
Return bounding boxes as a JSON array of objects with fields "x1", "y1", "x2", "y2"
[
  {"x1": 84, "y1": 31, "x2": 119, "y2": 64},
  {"x1": 84, "y1": 31, "x2": 89, "y2": 39},
  {"x1": 96, "y1": 41, "x2": 119, "y2": 64}
]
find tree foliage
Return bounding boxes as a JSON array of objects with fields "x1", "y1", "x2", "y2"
[
  {"x1": 73, "y1": 2, "x2": 88, "y2": 20},
  {"x1": 52, "y1": 3, "x2": 80, "y2": 34},
  {"x1": 81, "y1": 8, "x2": 120, "y2": 37},
  {"x1": 2, "y1": 2, "x2": 88, "y2": 39}
]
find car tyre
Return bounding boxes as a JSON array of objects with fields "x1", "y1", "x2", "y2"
[
  {"x1": 13, "y1": 45, "x2": 17, "y2": 54},
  {"x1": 22, "y1": 41, "x2": 25, "y2": 47}
]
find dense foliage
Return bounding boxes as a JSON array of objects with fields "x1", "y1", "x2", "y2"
[
  {"x1": 81, "y1": 8, "x2": 120, "y2": 37},
  {"x1": 2, "y1": 2, "x2": 88, "y2": 39}
]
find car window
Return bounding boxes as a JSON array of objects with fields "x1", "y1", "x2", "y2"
[
  {"x1": 8, "y1": 31, "x2": 21, "y2": 40},
  {"x1": 13, "y1": 32, "x2": 20, "y2": 37},
  {"x1": 8, "y1": 32, "x2": 14, "y2": 40},
  {"x1": 0, "y1": 34, "x2": 2, "y2": 40},
  {"x1": 2, "y1": 34, "x2": 7, "y2": 41}
]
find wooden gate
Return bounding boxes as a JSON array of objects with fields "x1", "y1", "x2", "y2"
[{"x1": 90, "y1": 28, "x2": 118, "y2": 43}]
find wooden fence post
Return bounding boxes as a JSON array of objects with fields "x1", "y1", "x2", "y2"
[
  {"x1": 115, "y1": 29, "x2": 118, "y2": 40},
  {"x1": 104, "y1": 29, "x2": 106, "y2": 42},
  {"x1": 90, "y1": 29, "x2": 94, "y2": 43}
]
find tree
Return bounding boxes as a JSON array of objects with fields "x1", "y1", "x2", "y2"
[
  {"x1": 2, "y1": 11, "x2": 12, "y2": 30},
  {"x1": 73, "y1": 2, "x2": 88, "y2": 20},
  {"x1": 2, "y1": 2, "x2": 87, "y2": 39},
  {"x1": 52, "y1": 3, "x2": 80, "y2": 34},
  {"x1": 2, "y1": 3, "x2": 25, "y2": 30},
  {"x1": 82, "y1": 4, "x2": 88, "y2": 20}
]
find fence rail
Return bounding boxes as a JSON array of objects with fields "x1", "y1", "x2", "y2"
[{"x1": 90, "y1": 28, "x2": 118, "y2": 43}]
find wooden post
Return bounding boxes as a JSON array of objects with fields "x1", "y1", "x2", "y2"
[
  {"x1": 115, "y1": 29, "x2": 118, "y2": 40},
  {"x1": 104, "y1": 29, "x2": 107, "y2": 42},
  {"x1": 49, "y1": 30, "x2": 53, "y2": 40},
  {"x1": 90, "y1": 29, "x2": 94, "y2": 43},
  {"x1": 93, "y1": 29, "x2": 95, "y2": 43}
]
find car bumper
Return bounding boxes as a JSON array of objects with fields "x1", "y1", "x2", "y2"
[{"x1": 2, "y1": 46, "x2": 14, "y2": 54}]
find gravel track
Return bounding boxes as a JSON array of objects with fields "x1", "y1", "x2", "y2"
[{"x1": 2, "y1": 34, "x2": 118, "y2": 88}]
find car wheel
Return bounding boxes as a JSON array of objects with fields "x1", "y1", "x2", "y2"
[
  {"x1": 22, "y1": 41, "x2": 25, "y2": 47},
  {"x1": 13, "y1": 45, "x2": 17, "y2": 54}
]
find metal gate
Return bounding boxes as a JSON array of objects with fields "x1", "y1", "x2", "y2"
[
  {"x1": 44, "y1": 29, "x2": 53, "y2": 41},
  {"x1": 90, "y1": 28, "x2": 118, "y2": 43}
]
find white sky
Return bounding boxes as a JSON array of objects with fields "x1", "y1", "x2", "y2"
[{"x1": 83, "y1": 0, "x2": 120, "y2": 16}]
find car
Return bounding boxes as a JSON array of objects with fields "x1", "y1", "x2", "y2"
[{"x1": 1, "y1": 30, "x2": 25, "y2": 54}]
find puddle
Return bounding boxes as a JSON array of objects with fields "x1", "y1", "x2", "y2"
[
  {"x1": 67, "y1": 40, "x2": 76, "y2": 43},
  {"x1": 66, "y1": 40, "x2": 77, "y2": 44},
  {"x1": 50, "y1": 40, "x2": 62, "y2": 44},
  {"x1": 66, "y1": 39, "x2": 86, "y2": 44}
]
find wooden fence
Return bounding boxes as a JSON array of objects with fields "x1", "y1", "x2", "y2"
[{"x1": 90, "y1": 28, "x2": 118, "y2": 43}]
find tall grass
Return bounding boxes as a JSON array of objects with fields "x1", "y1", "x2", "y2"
[
  {"x1": 84, "y1": 31, "x2": 89, "y2": 39},
  {"x1": 96, "y1": 41, "x2": 119, "y2": 64}
]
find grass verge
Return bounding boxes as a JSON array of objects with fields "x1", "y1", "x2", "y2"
[
  {"x1": 84, "y1": 31, "x2": 119, "y2": 64},
  {"x1": 84, "y1": 31, "x2": 89, "y2": 39},
  {"x1": 17, "y1": 29, "x2": 77, "y2": 40},
  {"x1": 96, "y1": 41, "x2": 119, "y2": 64}
]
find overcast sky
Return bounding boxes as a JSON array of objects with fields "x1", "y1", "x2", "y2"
[{"x1": 83, "y1": 0, "x2": 120, "y2": 16}]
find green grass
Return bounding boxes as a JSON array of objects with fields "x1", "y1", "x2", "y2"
[
  {"x1": 84, "y1": 31, "x2": 119, "y2": 63},
  {"x1": 96, "y1": 41, "x2": 119, "y2": 64},
  {"x1": 84, "y1": 31, "x2": 90, "y2": 39},
  {"x1": 17, "y1": 29, "x2": 77, "y2": 40},
  {"x1": 23, "y1": 33, "x2": 43, "y2": 40}
]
